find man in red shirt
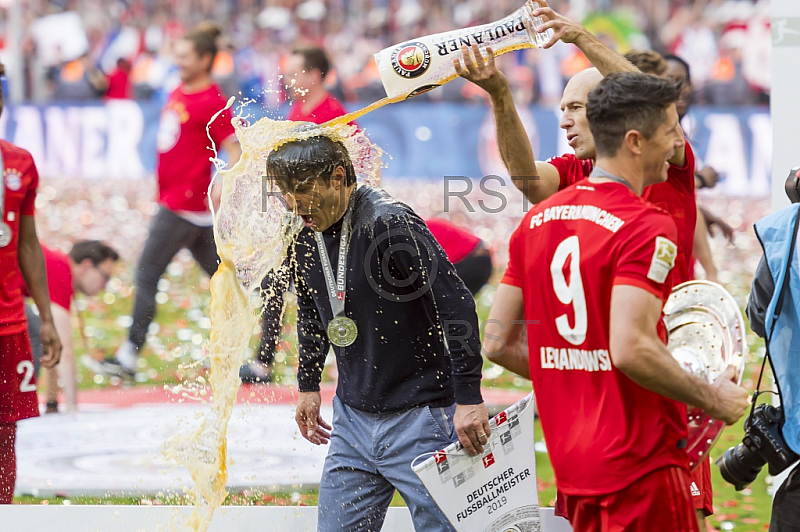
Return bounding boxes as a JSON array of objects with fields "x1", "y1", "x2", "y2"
[
  {"x1": 483, "y1": 72, "x2": 748, "y2": 531},
  {"x1": 240, "y1": 46, "x2": 351, "y2": 384},
  {"x1": 23, "y1": 241, "x2": 118, "y2": 413},
  {"x1": 284, "y1": 47, "x2": 349, "y2": 125},
  {"x1": 86, "y1": 24, "x2": 240, "y2": 379},
  {"x1": 105, "y1": 58, "x2": 132, "y2": 100},
  {"x1": 457, "y1": 5, "x2": 714, "y2": 523},
  {"x1": 0, "y1": 62, "x2": 62, "y2": 503}
]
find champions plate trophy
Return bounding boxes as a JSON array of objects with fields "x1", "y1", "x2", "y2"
[
  {"x1": 374, "y1": 1, "x2": 553, "y2": 100},
  {"x1": 664, "y1": 280, "x2": 748, "y2": 469}
]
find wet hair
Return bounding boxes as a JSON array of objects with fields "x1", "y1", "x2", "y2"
[
  {"x1": 266, "y1": 136, "x2": 356, "y2": 192},
  {"x1": 69, "y1": 241, "x2": 119, "y2": 266},
  {"x1": 291, "y1": 46, "x2": 330, "y2": 80},
  {"x1": 587, "y1": 72, "x2": 682, "y2": 158},
  {"x1": 623, "y1": 50, "x2": 667, "y2": 76},
  {"x1": 184, "y1": 22, "x2": 221, "y2": 70},
  {"x1": 663, "y1": 54, "x2": 692, "y2": 85}
]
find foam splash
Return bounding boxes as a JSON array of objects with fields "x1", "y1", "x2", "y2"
[{"x1": 158, "y1": 102, "x2": 385, "y2": 532}]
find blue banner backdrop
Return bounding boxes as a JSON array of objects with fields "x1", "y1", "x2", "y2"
[{"x1": 0, "y1": 100, "x2": 770, "y2": 196}]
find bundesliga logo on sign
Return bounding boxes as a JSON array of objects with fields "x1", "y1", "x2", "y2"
[{"x1": 390, "y1": 42, "x2": 431, "y2": 79}]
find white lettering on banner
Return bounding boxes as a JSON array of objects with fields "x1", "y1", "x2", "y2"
[
  {"x1": 45, "y1": 106, "x2": 82, "y2": 177},
  {"x1": 539, "y1": 346, "x2": 612, "y2": 372},
  {"x1": 413, "y1": 394, "x2": 540, "y2": 532},
  {"x1": 13, "y1": 106, "x2": 46, "y2": 164},
  {"x1": 749, "y1": 113, "x2": 772, "y2": 197},
  {"x1": 704, "y1": 114, "x2": 749, "y2": 195},
  {"x1": 5, "y1": 104, "x2": 149, "y2": 179},
  {"x1": 457, "y1": 467, "x2": 531, "y2": 522},
  {"x1": 107, "y1": 100, "x2": 146, "y2": 179},
  {"x1": 82, "y1": 106, "x2": 107, "y2": 179}
]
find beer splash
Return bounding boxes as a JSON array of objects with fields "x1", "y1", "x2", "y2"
[{"x1": 158, "y1": 102, "x2": 383, "y2": 532}]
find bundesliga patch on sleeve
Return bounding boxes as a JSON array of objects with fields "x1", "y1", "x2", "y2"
[{"x1": 648, "y1": 236, "x2": 677, "y2": 284}]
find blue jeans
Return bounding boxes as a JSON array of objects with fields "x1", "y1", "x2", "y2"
[{"x1": 318, "y1": 396, "x2": 458, "y2": 532}]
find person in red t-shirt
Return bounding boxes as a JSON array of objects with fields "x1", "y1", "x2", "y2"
[
  {"x1": 0, "y1": 61, "x2": 62, "y2": 504},
  {"x1": 105, "y1": 58, "x2": 133, "y2": 100},
  {"x1": 284, "y1": 47, "x2": 350, "y2": 125},
  {"x1": 86, "y1": 24, "x2": 240, "y2": 380},
  {"x1": 23, "y1": 242, "x2": 118, "y2": 413},
  {"x1": 425, "y1": 218, "x2": 493, "y2": 295},
  {"x1": 456, "y1": 7, "x2": 716, "y2": 525},
  {"x1": 240, "y1": 46, "x2": 352, "y2": 385},
  {"x1": 483, "y1": 72, "x2": 748, "y2": 531}
]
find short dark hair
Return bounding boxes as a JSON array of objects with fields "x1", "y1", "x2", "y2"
[
  {"x1": 587, "y1": 72, "x2": 682, "y2": 158},
  {"x1": 266, "y1": 136, "x2": 356, "y2": 193},
  {"x1": 663, "y1": 54, "x2": 692, "y2": 85},
  {"x1": 291, "y1": 46, "x2": 330, "y2": 80},
  {"x1": 69, "y1": 241, "x2": 119, "y2": 266},
  {"x1": 623, "y1": 50, "x2": 667, "y2": 76},
  {"x1": 184, "y1": 22, "x2": 221, "y2": 71}
]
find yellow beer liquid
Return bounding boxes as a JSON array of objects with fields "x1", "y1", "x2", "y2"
[
  {"x1": 156, "y1": 38, "x2": 524, "y2": 522},
  {"x1": 159, "y1": 105, "x2": 384, "y2": 532}
]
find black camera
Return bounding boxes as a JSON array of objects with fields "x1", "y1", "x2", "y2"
[
  {"x1": 716, "y1": 403, "x2": 799, "y2": 491},
  {"x1": 785, "y1": 166, "x2": 800, "y2": 204}
]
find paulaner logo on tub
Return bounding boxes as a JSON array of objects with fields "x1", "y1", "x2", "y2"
[{"x1": 391, "y1": 42, "x2": 431, "y2": 78}]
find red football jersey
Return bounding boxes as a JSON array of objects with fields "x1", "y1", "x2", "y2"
[
  {"x1": 287, "y1": 93, "x2": 350, "y2": 125},
  {"x1": 0, "y1": 140, "x2": 40, "y2": 336},
  {"x1": 548, "y1": 143, "x2": 697, "y2": 285},
  {"x1": 642, "y1": 144, "x2": 697, "y2": 285},
  {"x1": 156, "y1": 84, "x2": 235, "y2": 212},
  {"x1": 502, "y1": 178, "x2": 688, "y2": 495},
  {"x1": 19, "y1": 246, "x2": 73, "y2": 311}
]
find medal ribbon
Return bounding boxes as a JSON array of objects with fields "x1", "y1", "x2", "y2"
[
  {"x1": 590, "y1": 166, "x2": 636, "y2": 193},
  {"x1": 314, "y1": 191, "x2": 355, "y2": 320}
]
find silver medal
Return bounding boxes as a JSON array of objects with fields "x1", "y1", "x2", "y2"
[
  {"x1": 327, "y1": 316, "x2": 358, "y2": 347},
  {"x1": 0, "y1": 222, "x2": 11, "y2": 247}
]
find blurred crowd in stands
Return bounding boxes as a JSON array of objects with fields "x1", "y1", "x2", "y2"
[{"x1": 0, "y1": 0, "x2": 771, "y2": 107}]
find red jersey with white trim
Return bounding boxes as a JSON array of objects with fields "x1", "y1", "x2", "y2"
[
  {"x1": 501, "y1": 178, "x2": 687, "y2": 495},
  {"x1": 287, "y1": 93, "x2": 349, "y2": 125},
  {"x1": 547, "y1": 142, "x2": 697, "y2": 284},
  {"x1": 0, "y1": 141, "x2": 40, "y2": 336},
  {"x1": 642, "y1": 144, "x2": 696, "y2": 284},
  {"x1": 156, "y1": 84, "x2": 235, "y2": 212}
]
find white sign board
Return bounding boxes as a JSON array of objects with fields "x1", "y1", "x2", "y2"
[{"x1": 413, "y1": 393, "x2": 540, "y2": 532}]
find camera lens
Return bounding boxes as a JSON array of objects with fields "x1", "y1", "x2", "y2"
[{"x1": 716, "y1": 443, "x2": 768, "y2": 491}]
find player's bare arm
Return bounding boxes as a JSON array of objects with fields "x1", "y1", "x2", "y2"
[
  {"x1": 17, "y1": 215, "x2": 62, "y2": 368},
  {"x1": 454, "y1": 44, "x2": 560, "y2": 203},
  {"x1": 609, "y1": 284, "x2": 748, "y2": 424},
  {"x1": 482, "y1": 284, "x2": 530, "y2": 379},
  {"x1": 533, "y1": 0, "x2": 637, "y2": 76}
]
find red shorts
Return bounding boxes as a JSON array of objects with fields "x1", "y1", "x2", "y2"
[
  {"x1": 0, "y1": 332, "x2": 40, "y2": 423},
  {"x1": 560, "y1": 466, "x2": 699, "y2": 532},
  {"x1": 690, "y1": 458, "x2": 714, "y2": 516}
]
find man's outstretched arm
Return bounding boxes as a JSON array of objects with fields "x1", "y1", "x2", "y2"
[{"x1": 455, "y1": 44, "x2": 560, "y2": 203}]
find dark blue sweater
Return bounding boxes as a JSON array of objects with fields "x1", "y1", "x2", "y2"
[{"x1": 293, "y1": 186, "x2": 484, "y2": 413}]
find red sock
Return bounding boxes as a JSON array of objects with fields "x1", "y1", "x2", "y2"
[{"x1": 0, "y1": 423, "x2": 17, "y2": 504}]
